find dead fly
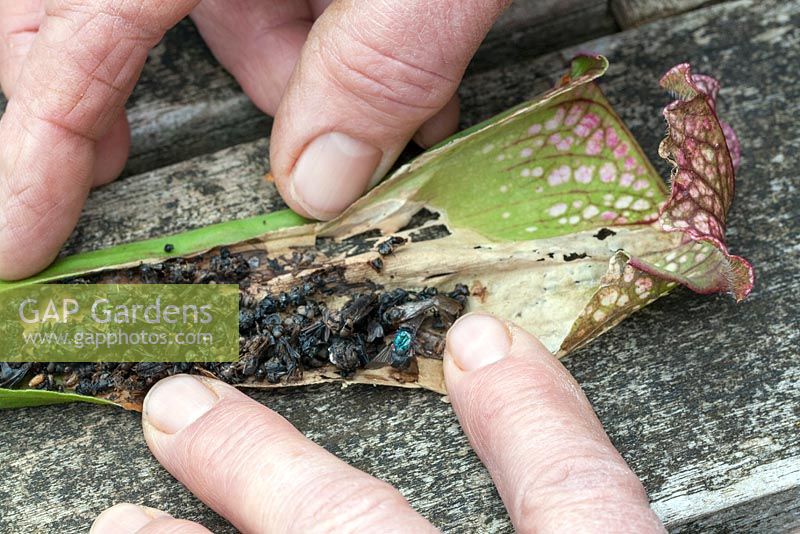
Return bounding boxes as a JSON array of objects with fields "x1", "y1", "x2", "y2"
[
  {"x1": 338, "y1": 294, "x2": 377, "y2": 337},
  {"x1": 9, "y1": 263, "x2": 469, "y2": 394},
  {"x1": 261, "y1": 338, "x2": 301, "y2": 382},
  {"x1": 205, "y1": 247, "x2": 252, "y2": 283},
  {"x1": 368, "y1": 257, "x2": 384, "y2": 273},
  {"x1": 297, "y1": 321, "x2": 332, "y2": 368},
  {"x1": 373, "y1": 287, "x2": 468, "y2": 369},
  {"x1": 382, "y1": 293, "x2": 463, "y2": 327},
  {"x1": 0, "y1": 363, "x2": 31, "y2": 388},
  {"x1": 328, "y1": 335, "x2": 369, "y2": 373},
  {"x1": 376, "y1": 236, "x2": 407, "y2": 256},
  {"x1": 372, "y1": 316, "x2": 425, "y2": 370}
]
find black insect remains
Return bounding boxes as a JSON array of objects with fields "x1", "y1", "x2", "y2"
[
  {"x1": 0, "y1": 363, "x2": 31, "y2": 388},
  {"x1": 7, "y1": 245, "x2": 470, "y2": 400},
  {"x1": 376, "y1": 236, "x2": 407, "y2": 256},
  {"x1": 593, "y1": 228, "x2": 617, "y2": 241},
  {"x1": 562, "y1": 252, "x2": 588, "y2": 262},
  {"x1": 368, "y1": 257, "x2": 384, "y2": 273},
  {"x1": 233, "y1": 282, "x2": 469, "y2": 383}
]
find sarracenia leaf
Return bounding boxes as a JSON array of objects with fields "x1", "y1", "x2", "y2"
[
  {"x1": 322, "y1": 55, "x2": 667, "y2": 241},
  {"x1": 0, "y1": 56, "x2": 753, "y2": 409},
  {"x1": 0, "y1": 210, "x2": 309, "y2": 293},
  {"x1": 633, "y1": 63, "x2": 753, "y2": 301},
  {"x1": 0, "y1": 387, "x2": 117, "y2": 409},
  {"x1": 560, "y1": 63, "x2": 753, "y2": 351}
]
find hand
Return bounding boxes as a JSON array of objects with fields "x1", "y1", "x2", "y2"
[
  {"x1": 0, "y1": 0, "x2": 509, "y2": 280},
  {"x1": 90, "y1": 314, "x2": 665, "y2": 533}
]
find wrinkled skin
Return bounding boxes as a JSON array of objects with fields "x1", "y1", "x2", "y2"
[{"x1": 91, "y1": 314, "x2": 665, "y2": 533}]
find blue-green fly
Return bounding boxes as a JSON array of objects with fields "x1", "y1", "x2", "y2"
[
  {"x1": 373, "y1": 317, "x2": 425, "y2": 370},
  {"x1": 370, "y1": 290, "x2": 467, "y2": 370},
  {"x1": 390, "y1": 328, "x2": 414, "y2": 369}
]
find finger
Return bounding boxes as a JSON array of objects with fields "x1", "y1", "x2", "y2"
[
  {"x1": 270, "y1": 0, "x2": 510, "y2": 220},
  {"x1": 142, "y1": 375, "x2": 437, "y2": 533},
  {"x1": 91, "y1": 112, "x2": 130, "y2": 186},
  {"x1": 444, "y1": 314, "x2": 665, "y2": 533},
  {"x1": 0, "y1": 1, "x2": 131, "y2": 189},
  {"x1": 190, "y1": 0, "x2": 313, "y2": 116},
  {"x1": 91, "y1": 503, "x2": 211, "y2": 534},
  {"x1": 413, "y1": 93, "x2": 460, "y2": 149},
  {"x1": 0, "y1": 0, "x2": 200, "y2": 280},
  {"x1": 0, "y1": 0, "x2": 44, "y2": 92}
]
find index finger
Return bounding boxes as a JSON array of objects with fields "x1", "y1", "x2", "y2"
[
  {"x1": 141, "y1": 375, "x2": 438, "y2": 533},
  {"x1": 444, "y1": 314, "x2": 665, "y2": 533},
  {"x1": 0, "y1": 0, "x2": 200, "y2": 280}
]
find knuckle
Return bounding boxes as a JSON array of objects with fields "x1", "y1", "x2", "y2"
[
  {"x1": 317, "y1": 24, "x2": 457, "y2": 121},
  {"x1": 168, "y1": 397, "x2": 421, "y2": 531},
  {"x1": 515, "y1": 448, "x2": 643, "y2": 524},
  {"x1": 0, "y1": 25, "x2": 36, "y2": 47},
  {"x1": 34, "y1": 1, "x2": 165, "y2": 133},
  {"x1": 47, "y1": 0, "x2": 161, "y2": 39},
  {"x1": 537, "y1": 449, "x2": 618, "y2": 490},
  {"x1": 172, "y1": 399, "x2": 293, "y2": 483},
  {"x1": 460, "y1": 359, "x2": 563, "y2": 444},
  {"x1": 293, "y1": 476, "x2": 412, "y2": 531}
]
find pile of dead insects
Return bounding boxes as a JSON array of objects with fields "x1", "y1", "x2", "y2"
[{"x1": 0, "y1": 247, "x2": 469, "y2": 398}]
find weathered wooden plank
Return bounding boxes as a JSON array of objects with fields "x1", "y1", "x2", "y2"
[
  {"x1": 471, "y1": 0, "x2": 617, "y2": 72},
  {"x1": 1, "y1": 0, "x2": 799, "y2": 532},
  {"x1": 497, "y1": 0, "x2": 607, "y2": 31},
  {"x1": 62, "y1": 139, "x2": 281, "y2": 256},
  {"x1": 670, "y1": 487, "x2": 800, "y2": 533},
  {"x1": 611, "y1": 0, "x2": 721, "y2": 28}
]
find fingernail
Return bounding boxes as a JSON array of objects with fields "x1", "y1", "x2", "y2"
[
  {"x1": 447, "y1": 314, "x2": 512, "y2": 372},
  {"x1": 290, "y1": 132, "x2": 382, "y2": 220},
  {"x1": 90, "y1": 503, "x2": 170, "y2": 534},
  {"x1": 143, "y1": 375, "x2": 218, "y2": 434}
]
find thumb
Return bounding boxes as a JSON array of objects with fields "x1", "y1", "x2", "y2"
[
  {"x1": 444, "y1": 314, "x2": 665, "y2": 533},
  {"x1": 269, "y1": 0, "x2": 509, "y2": 220}
]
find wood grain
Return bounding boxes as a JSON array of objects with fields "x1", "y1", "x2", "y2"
[
  {"x1": 1, "y1": 0, "x2": 798, "y2": 532},
  {"x1": 671, "y1": 487, "x2": 800, "y2": 532},
  {"x1": 471, "y1": 0, "x2": 617, "y2": 73},
  {"x1": 611, "y1": 0, "x2": 720, "y2": 28},
  {"x1": 62, "y1": 139, "x2": 282, "y2": 256}
]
